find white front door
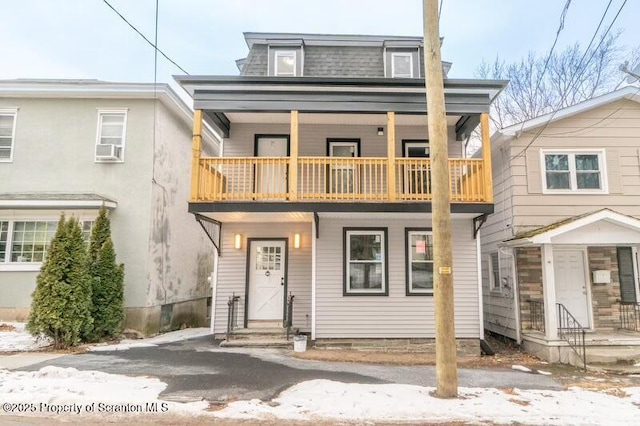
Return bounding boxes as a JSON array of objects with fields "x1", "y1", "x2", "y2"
[
  {"x1": 248, "y1": 240, "x2": 286, "y2": 321},
  {"x1": 554, "y1": 249, "x2": 590, "y2": 327},
  {"x1": 328, "y1": 140, "x2": 359, "y2": 194},
  {"x1": 255, "y1": 136, "x2": 288, "y2": 198}
]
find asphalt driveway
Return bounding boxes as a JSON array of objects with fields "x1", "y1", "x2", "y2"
[{"x1": 20, "y1": 335, "x2": 563, "y2": 403}]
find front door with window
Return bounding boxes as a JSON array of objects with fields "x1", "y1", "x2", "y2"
[
  {"x1": 403, "y1": 140, "x2": 430, "y2": 195},
  {"x1": 255, "y1": 136, "x2": 288, "y2": 198},
  {"x1": 248, "y1": 240, "x2": 286, "y2": 321},
  {"x1": 554, "y1": 249, "x2": 590, "y2": 328},
  {"x1": 328, "y1": 139, "x2": 359, "y2": 194}
]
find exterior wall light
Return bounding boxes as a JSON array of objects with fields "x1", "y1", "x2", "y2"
[
  {"x1": 294, "y1": 233, "x2": 301, "y2": 249},
  {"x1": 377, "y1": 127, "x2": 384, "y2": 136},
  {"x1": 234, "y1": 233, "x2": 242, "y2": 250}
]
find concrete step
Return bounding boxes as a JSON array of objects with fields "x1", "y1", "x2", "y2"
[
  {"x1": 226, "y1": 327, "x2": 289, "y2": 341},
  {"x1": 220, "y1": 338, "x2": 293, "y2": 349},
  {"x1": 586, "y1": 346, "x2": 640, "y2": 365},
  {"x1": 247, "y1": 320, "x2": 283, "y2": 329}
]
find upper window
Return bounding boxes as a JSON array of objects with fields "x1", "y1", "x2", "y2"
[
  {"x1": 0, "y1": 110, "x2": 17, "y2": 162},
  {"x1": 344, "y1": 228, "x2": 388, "y2": 295},
  {"x1": 406, "y1": 229, "x2": 434, "y2": 295},
  {"x1": 95, "y1": 110, "x2": 127, "y2": 162},
  {"x1": 274, "y1": 51, "x2": 296, "y2": 77},
  {"x1": 541, "y1": 150, "x2": 606, "y2": 193},
  {"x1": 391, "y1": 52, "x2": 414, "y2": 78},
  {"x1": 488, "y1": 252, "x2": 500, "y2": 292}
]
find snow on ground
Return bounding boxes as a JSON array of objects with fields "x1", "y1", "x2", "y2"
[
  {"x1": 89, "y1": 327, "x2": 211, "y2": 352},
  {"x1": 0, "y1": 366, "x2": 208, "y2": 415},
  {"x1": 216, "y1": 379, "x2": 640, "y2": 425},
  {"x1": 0, "y1": 323, "x2": 50, "y2": 352},
  {"x1": 2, "y1": 365, "x2": 640, "y2": 423}
]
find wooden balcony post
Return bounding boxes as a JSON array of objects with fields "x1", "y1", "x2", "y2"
[
  {"x1": 289, "y1": 110, "x2": 299, "y2": 201},
  {"x1": 480, "y1": 112, "x2": 494, "y2": 203},
  {"x1": 190, "y1": 109, "x2": 203, "y2": 201},
  {"x1": 387, "y1": 111, "x2": 397, "y2": 201}
]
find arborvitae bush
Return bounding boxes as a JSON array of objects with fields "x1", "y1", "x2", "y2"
[
  {"x1": 27, "y1": 215, "x2": 93, "y2": 348},
  {"x1": 87, "y1": 208, "x2": 125, "y2": 341}
]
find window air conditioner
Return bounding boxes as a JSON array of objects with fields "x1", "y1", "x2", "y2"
[{"x1": 95, "y1": 144, "x2": 122, "y2": 161}]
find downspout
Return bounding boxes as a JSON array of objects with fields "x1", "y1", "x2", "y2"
[
  {"x1": 311, "y1": 217, "x2": 317, "y2": 340},
  {"x1": 476, "y1": 233, "x2": 484, "y2": 340}
]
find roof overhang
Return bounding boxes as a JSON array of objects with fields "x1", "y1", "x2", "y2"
[
  {"x1": 503, "y1": 209, "x2": 640, "y2": 247},
  {"x1": 0, "y1": 193, "x2": 117, "y2": 210},
  {"x1": 175, "y1": 76, "x2": 507, "y2": 140}
]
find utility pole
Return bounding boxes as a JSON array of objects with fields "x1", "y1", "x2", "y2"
[{"x1": 423, "y1": 0, "x2": 458, "y2": 398}]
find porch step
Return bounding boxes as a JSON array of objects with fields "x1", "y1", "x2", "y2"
[
  {"x1": 227, "y1": 327, "x2": 289, "y2": 341},
  {"x1": 220, "y1": 338, "x2": 293, "y2": 349},
  {"x1": 586, "y1": 346, "x2": 640, "y2": 366},
  {"x1": 247, "y1": 320, "x2": 283, "y2": 329}
]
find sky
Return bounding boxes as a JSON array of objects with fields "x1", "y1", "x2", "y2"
[{"x1": 1, "y1": 0, "x2": 639, "y2": 98}]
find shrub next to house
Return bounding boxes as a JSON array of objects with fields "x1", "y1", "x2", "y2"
[{"x1": 27, "y1": 215, "x2": 94, "y2": 348}]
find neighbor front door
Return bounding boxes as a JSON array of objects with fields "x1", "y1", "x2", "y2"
[
  {"x1": 554, "y1": 249, "x2": 590, "y2": 328},
  {"x1": 248, "y1": 240, "x2": 286, "y2": 321},
  {"x1": 255, "y1": 136, "x2": 288, "y2": 198}
]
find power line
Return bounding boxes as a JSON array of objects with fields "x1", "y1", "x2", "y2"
[
  {"x1": 101, "y1": 0, "x2": 190, "y2": 75},
  {"x1": 511, "y1": 0, "x2": 626, "y2": 159}
]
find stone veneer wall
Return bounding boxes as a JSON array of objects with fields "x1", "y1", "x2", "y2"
[
  {"x1": 516, "y1": 247, "x2": 544, "y2": 331},
  {"x1": 587, "y1": 246, "x2": 621, "y2": 332}
]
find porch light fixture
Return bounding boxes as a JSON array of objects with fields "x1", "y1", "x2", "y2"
[
  {"x1": 294, "y1": 233, "x2": 301, "y2": 249},
  {"x1": 234, "y1": 233, "x2": 242, "y2": 250},
  {"x1": 377, "y1": 127, "x2": 384, "y2": 136}
]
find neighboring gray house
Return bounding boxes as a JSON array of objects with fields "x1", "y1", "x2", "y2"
[
  {"x1": 480, "y1": 86, "x2": 640, "y2": 366},
  {"x1": 176, "y1": 32, "x2": 506, "y2": 353},
  {"x1": 0, "y1": 79, "x2": 219, "y2": 335}
]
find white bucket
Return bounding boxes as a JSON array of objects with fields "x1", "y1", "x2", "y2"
[{"x1": 293, "y1": 335, "x2": 307, "y2": 352}]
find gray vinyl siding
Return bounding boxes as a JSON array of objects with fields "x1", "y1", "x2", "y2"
[
  {"x1": 315, "y1": 217, "x2": 480, "y2": 339},
  {"x1": 223, "y1": 123, "x2": 461, "y2": 157},
  {"x1": 213, "y1": 222, "x2": 312, "y2": 335}
]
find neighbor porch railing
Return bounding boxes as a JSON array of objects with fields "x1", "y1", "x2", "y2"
[
  {"x1": 226, "y1": 293, "x2": 241, "y2": 339},
  {"x1": 285, "y1": 292, "x2": 295, "y2": 340},
  {"x1": 557, "y1": 303, "x2": 587, "y2": 370},
  {"x1": 193, "y1": 157, "x2": 488, "y2": 203},
  {"x1": 620, "y1": 302, "x2": 640, "y2": 331}
]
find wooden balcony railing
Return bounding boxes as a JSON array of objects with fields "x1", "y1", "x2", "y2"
[{"x1": 192, "y1": 156, "x2": 489, "y2": 203}]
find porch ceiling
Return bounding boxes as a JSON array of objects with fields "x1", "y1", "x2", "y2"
[
  {"x1": 195, "y1": 211, "x2": 313, "y2": 223},
  {"x1": 224, "y1": 112, "x2": 461, "y2": 126}
]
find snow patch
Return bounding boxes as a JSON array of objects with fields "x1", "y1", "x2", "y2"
[
  {"x1": 0, "y1": 323, "x2": 50, "y2": 352},
  {"x1": 511, "y1": 364, "x2": 532, "y2": 373}
]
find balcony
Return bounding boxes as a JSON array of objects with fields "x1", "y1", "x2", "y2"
[{"x1": 192, "y1": 156, "x2": 488, "y2": 203}]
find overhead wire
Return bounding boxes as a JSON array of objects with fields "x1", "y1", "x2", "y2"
[
  {"x1": 101, "y1": 0, "x2": 190, "y2": 75},
  {"x1": 511, "y1": 0, "x2": 627, "y2": 159}
]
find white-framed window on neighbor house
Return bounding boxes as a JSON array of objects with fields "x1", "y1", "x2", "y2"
[
  {"x1": 0, "y1": 109, "x2": 18, "y2": 162},
  {"x1": 95, "y1": 110, "x2": 127, "y2": 162},
  {"x1": 391, "y1": 52, "x2": 413, "y2": 78},
  {"x1": 344, "y1": 228, "x2": 388, "y2": 295},
  {"x1": 405, "y1": 229, "x2": 434, "y2": 296},
  {"x1": 0, "y1": 219, "x2": 94, "y2": 270},
  {"x1": 541, "y1": 150, "x2": 607, "y2": 193},
  {"x1": 488, "y1": 252, "x2": 500, "y2": 292},
  {"x1": 274, "y1": 50, "x2": 296, "y2": 76}
]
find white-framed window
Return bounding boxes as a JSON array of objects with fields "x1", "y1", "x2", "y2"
[
  {"x1": 95, "y1": 110, "x2": 127, "y2": 162},
  {"x1": 541, "y1": 150, "x2": 607, "y2": 193},
  {"x1": 0, "y1": 219, "x2": 94, "y2": 269},
  {"x1": 0, "y1": 109, "x2": 18, "y2": 162},
  {"x1": 406, "y1": 229, "x2": 434, "y2": 295},
  {"x1": 344, "y1": 228, "x2": 388, "y2": 295},
  {"x1": 391, "y1": 52, "x2": 413, "y2": 78},
  {"x1": 274, "y1": 50, "x2": 296, "y2": 77},
  {"x1": 488, "y1": 252, "x2": 500, "y2": 292}
]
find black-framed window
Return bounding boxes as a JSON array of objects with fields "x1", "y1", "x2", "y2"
[
  {"x1": 405, "y1": 228, "x2": 434, "y2": 295},
  {"x1": 343, "y1": 228, "x2": 388, "y2": 296}
]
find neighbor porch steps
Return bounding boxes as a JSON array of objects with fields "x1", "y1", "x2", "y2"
[{"x1": 220, "y1": 327, "x2": 295, "y2": 348}]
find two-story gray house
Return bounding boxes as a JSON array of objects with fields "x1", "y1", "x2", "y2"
[
  {"x1": 0, "y1": 79, "x2": 218, "y2": 335},
  {"x1": 176, "y1": 32, "x2": 506, "y2": 353},
  {"x1": 481, "y1": 86, "x2": 640, "y2": 366}
]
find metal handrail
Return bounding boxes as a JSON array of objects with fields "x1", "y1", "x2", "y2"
[
  {"x1": 556, "y1": 303, "x2": 586, "y2": 370},
  {"x1": 285, "y1": 293, "x2": 295, "y2": 340},
  {"x1": 620, "y1": 301, "x2": 640, "y2": 331},
  {"x1": 528, "y1": 300, "x2": 545, "y2": 332},
  {"x1": 226, "y1": 293, "x2": 241, "y2": 339}
]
